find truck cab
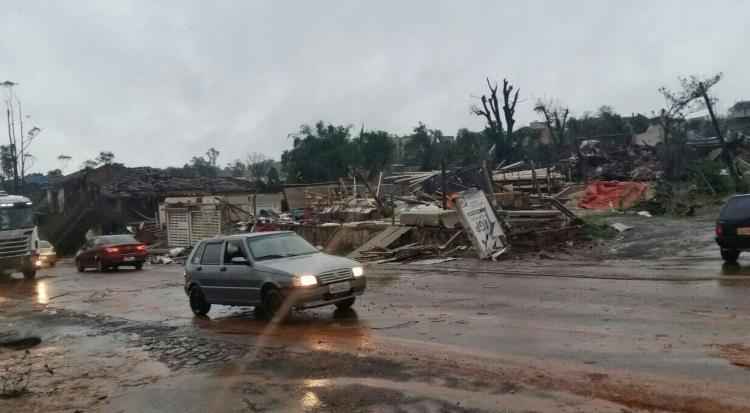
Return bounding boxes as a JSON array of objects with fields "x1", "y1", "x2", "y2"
[{"x1": 0, "y1": 192, "x2": 38, "y2": 279}]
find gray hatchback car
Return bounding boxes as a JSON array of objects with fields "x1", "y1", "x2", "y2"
[{"x1": 183, "y1": 231, "x2": 366, "y2": 319}]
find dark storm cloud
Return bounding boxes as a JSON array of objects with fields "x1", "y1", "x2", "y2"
[{"x1": 1, "y1": 1, "x2": 748, "y2": 173}]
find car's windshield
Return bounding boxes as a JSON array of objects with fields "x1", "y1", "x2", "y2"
[
  {"x1": 245, "y1": 233, "x2": 318, "y2": 260},
  {"x1": 720, "y1": 196, "x2": 750, "y2": 221},
  {"x1": 98, "y1": 235, "x2": 138, "y2": 245},
  {"x1": 0, "y1": 205, "x2": 34, "y2": 231}
]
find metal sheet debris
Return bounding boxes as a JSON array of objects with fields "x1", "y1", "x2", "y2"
[
  {"x1": 610, "y1": 223, "x2": 633, "y2": 233},
  {"x1": 348, "y1": 226, "x2": 413, "y2": 259}
]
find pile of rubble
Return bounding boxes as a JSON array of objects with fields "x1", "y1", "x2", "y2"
[{"x1": 578, "y1": 141, "x2": 661, "y2": 181}]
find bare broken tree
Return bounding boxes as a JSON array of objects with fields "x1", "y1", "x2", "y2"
[
  {"x1": 246, "y1": 152, "x2": 274, "y2": 185},
  {"x1": 470, "y1": 77, "x2": 520, "y2": 203},
  {"x1": 658, "y1": 73, "x2": 740, "y2": 189},
  {"x1": 501, "y1": 79, "x2": 520, "y2": 148},
  {"x1": 533, "y1": 100, "x2": 570, "y2": 150},
  {"x1": 2, "y1": 82, "x2": 42, "y2": 192},
  {"x1": 471, "y1": 77, "x2": 520, "y2": 157},
  {"x1": 471, "y1": 78, "x2": 503, "y2": 140}
]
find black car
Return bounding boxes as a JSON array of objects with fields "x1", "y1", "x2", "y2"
[{"x1": 715, "y1": 195, "x2": 750, "y2": 262}]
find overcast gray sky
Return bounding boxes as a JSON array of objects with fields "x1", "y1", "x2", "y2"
[{"x1": 2, "y1": 1, "x2": 749, "y2": 173}]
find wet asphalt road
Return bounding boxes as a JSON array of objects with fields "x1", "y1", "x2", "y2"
[{"x1": 2, "y1": 252, "x2": 750, "y2": 412}]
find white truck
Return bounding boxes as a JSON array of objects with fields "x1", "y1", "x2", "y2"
[{"x1": 0, "y1": 191, "x2": 38, "y2": 279}]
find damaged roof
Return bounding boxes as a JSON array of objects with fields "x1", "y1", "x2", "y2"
[{"x1": 55, "y1": 164, "x2": 256, "y2": 198}]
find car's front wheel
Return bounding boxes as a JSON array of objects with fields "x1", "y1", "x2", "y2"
[
  {"x1": 335, "y1": 297, "x2": 356, "y2": 310},
  {"x1": 721, "y1": 249, "x2": 740, "y2": 263},
  {"x1": 22, "y1": 269, "x2": 36, "y2": 280},
  {"x1": 189, "y1": 287, "x2": 211, "y2": 316},
  {"x1": 261, "y1": 287, "x2": 289, "y2": 322}
]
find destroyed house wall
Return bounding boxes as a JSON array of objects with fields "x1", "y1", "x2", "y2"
[
  {"x1": 283, "y1": 182, "x2": 367, "y2": 211},
  {"x1": 165, "y1": 204, "x2": 222, "y2": 248}
]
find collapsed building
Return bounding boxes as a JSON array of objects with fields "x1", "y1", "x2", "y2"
[{"x1": 43, "y1": 164, "x2": 271, "y2": 254}]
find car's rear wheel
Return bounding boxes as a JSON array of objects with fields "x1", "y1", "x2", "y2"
[
  {"x1": 189, "y1": 287, "x2": 211, "y2": 316},
  {"x1": 335, "y1": 297, "x2": 356, "y2": 310},
  {"x1": 96, "y1": 259, "x2": 105, "y2": 272},
  {"x1": 134, "y1": 262, "x2": 143, "y2": 271},
  {"x1": 76, "y1": 260, "x2": 85, "y2": 272},
  {"x1": 261, "y1": 287, "x2": 288, "y2": 322},
  {"x1": 721, "y1": 249, "x2": 740, "y2": 263}
]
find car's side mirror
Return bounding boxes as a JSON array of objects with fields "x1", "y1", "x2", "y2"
[{"x1": 231, "y1": 256, "x2": 251, "y2": 265}]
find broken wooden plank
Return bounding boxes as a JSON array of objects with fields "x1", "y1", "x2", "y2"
[
  {"x1": 544, "y1": 196, "x2": 581, "y2": 223},
  {"x1": 439, "y1": 230, "x2": 464, "y2": 250}
]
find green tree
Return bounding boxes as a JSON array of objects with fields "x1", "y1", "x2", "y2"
[
  {"x1": 453, "y1": 129, "x2": 487, "y2": 166},
  {"x1": 266, "y1": 166, "x2": 281, "y2": 191},
  {"x1": 281, "y1": 122, "x2": 354, "y2": 183},
  {"x1": 404, "y1": 123, "x2": 445, "y2": 170},
  {"x1": 353, "y1": 129, "x2": 396, "y2": 179},
  {"x1": 96, "y1": 151, "x2": 115, "y2": 165},
  {"x1": 47, "y1": 169, "x2": 63, "y2": 178},
  {"x1": 206, "y1": 147, "x2": 220, "y2": 167},
  {"x1": 185, "y1": 155, "x2": 219, "y2": 177},
  {"x1": 225, "y1": 160, "x2": 247, "y2": 177}
]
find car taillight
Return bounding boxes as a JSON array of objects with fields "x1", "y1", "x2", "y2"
[
  {"x1": 136, "y1": 245, "x2": 146, "y2": 251},
  {"x1": 716, "y1": 224, "x2": 723, "y2": 237},
  {"x1": 105, "y1": 247, "x2": 120, "y2": 254}
]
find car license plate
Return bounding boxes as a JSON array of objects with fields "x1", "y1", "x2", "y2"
[
  {"x1": 328, "y1": 281, "x2": 350, "y2": 294},
  {"x1": 123, "y1": 256, "x2": 135, "y2": 262},
  {"x1": 738, "y1": 227, "x2": 750, "y2": 236}
]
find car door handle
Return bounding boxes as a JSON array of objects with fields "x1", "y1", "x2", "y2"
[
  {"x1": 219, "y1": 267, "x2": 227, "y2": 272},
  {"x1": 196, "y1": 266, "x2": 203, "y2": 271}
]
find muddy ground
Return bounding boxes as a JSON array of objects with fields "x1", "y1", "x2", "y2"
[{"x1": 2, "y1": 213, "x2": 750, "y2": 412}]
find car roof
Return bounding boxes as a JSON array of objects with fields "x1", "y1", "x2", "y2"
[
  {"x1": 202, "y1": 231, "x2": 295, "y2": 242},
  {"x1": 95, "y1": 234, "x2": 136, "y2": 239},
  {"x1": 229, "y1": 231, "x2": 293, "y2": 238}
]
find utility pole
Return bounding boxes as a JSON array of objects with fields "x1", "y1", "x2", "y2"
[
  {"x1": 18, "y1": 100, "x2": 25, "y2": 190},
  {"x1": 699, "y1": 81, "x2": 740, "y2": 191},
  {"x1": 441, "y1": 159, "x2": 447, "y2": 209}
]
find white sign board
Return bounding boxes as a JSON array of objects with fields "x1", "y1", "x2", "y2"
[{"x1": 455, "y1": 189, "x2": 507, "y2": 259}]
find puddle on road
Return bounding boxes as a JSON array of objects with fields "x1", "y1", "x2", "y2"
[
  {"x1": 193, "y1": 307, "x2": 372, "y2": 352},
  {"x1": 719, "y1": 262, "x2": 750, "y2": 278},
  {"x1": 295, "y1": 377, "x2": 627, "y2": 412}
]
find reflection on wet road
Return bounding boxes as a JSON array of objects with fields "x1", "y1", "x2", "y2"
[{"x1": 3, "y1": 254, "x2": 750, "y2": 412}]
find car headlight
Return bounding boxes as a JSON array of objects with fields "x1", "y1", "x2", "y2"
[
  {"x1": 352, "y1": 266, "x2": 364, "y2": 277},
  {"x1": 293, "y1": 274, "x2": 318, "y2": 287}
]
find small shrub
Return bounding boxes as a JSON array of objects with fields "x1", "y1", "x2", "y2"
[{"x1": 581, "y1": 217, "x2": 618, "y2": 241}]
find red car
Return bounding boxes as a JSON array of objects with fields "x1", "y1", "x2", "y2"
[{"x1": 75, "y1": 234, "x2": 148, "y2": 272}]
